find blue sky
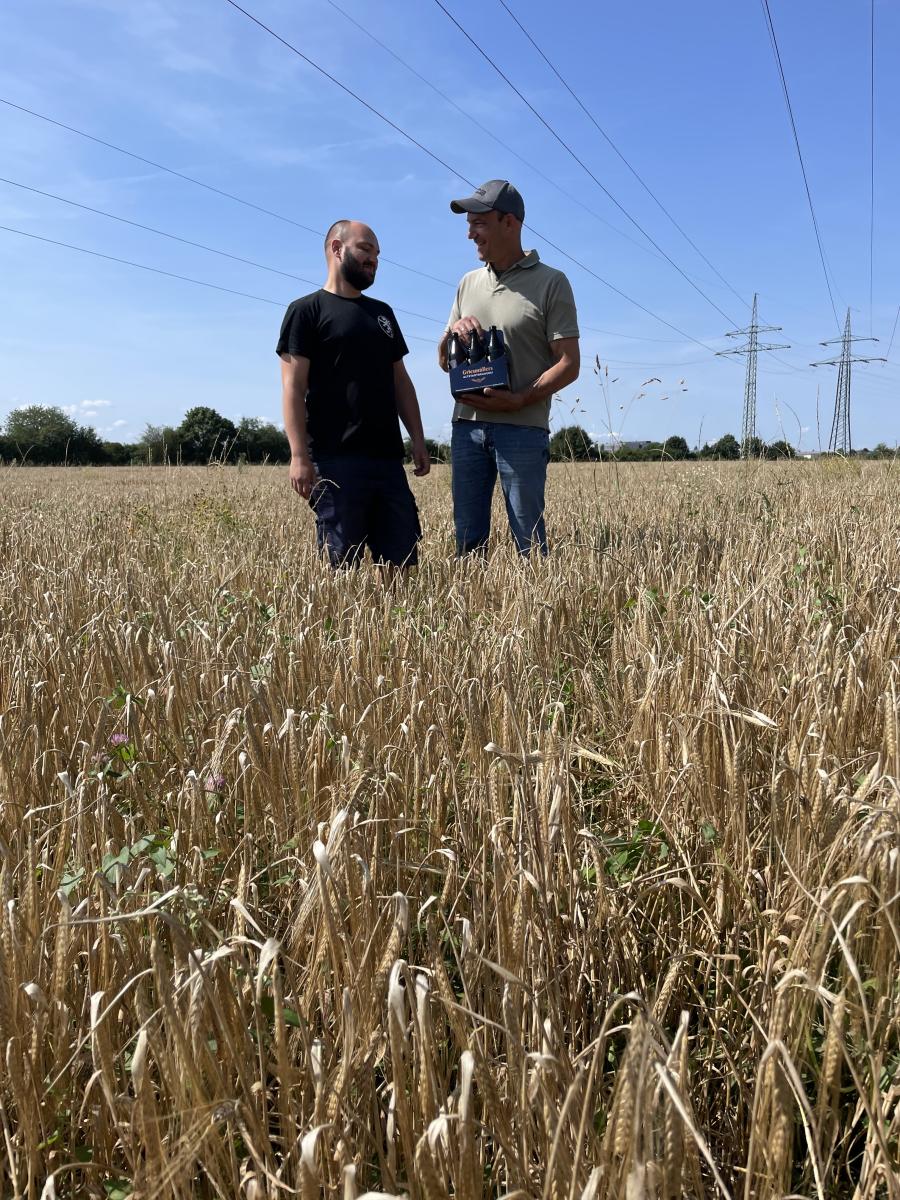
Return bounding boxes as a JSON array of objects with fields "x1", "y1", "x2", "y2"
[{"x1": 1, "y1": 0, "x2": 898, "y2": 449}]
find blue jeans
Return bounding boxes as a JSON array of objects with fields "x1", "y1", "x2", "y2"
[{"x1": 451, "y1": 421, "x2": 549, "y2": 556}]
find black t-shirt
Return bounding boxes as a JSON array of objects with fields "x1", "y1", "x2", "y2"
[{"x1": 276, "y1": 289, "x2": 409, "y2": 459}]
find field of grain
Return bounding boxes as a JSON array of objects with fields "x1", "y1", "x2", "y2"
[{"x1": 0, "y1": 460, "x2": 897, "y2": 1199}]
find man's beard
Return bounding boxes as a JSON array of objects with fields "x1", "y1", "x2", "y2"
[{"x1": 340, "y1": 250, "x2": 375, "y2": 292}]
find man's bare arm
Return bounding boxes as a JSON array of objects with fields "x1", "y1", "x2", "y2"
[
  {"x1": 280, "y1": 353, "x2": 317, "y2": 497},
  {"x1": 394, "y1": 360, "x2": 430, "y2": 477},
  {"x1": 477, "y1": 337, "x2": 581, "y2": 413}
]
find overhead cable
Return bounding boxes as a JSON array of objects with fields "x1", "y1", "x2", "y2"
[
  {"x1": 322, "y1": 0, "x2": 686, "y2": 269},
  {"x1": 1, "y1": 223, "x2": 285, "y2": 306},
  {"x1": 759, "y1": 0, "x2": 840, "y2": 330},
  {"x1": 495, "y1": 0, "x2": 751, "y2": 312},
  {"x1": 0, "y1": 224, "x2": 437, "y2": 342},
  {"x1": 885, "y1": 305, "x2": 900, "y2": 362},
  {"x1": 0, "y1": 176, "x2": 443, "y2": 325},
  {"x1": 0, "y1": 96, "x2": 708, "y2": 351},
  {"x1": 221, "y1": 0, "x2": 728, "y2": 353},
  {"x1": 432, "y1": 0, "x2": 739, "y2": 326},
  {"x1": 0, "y1": 96, "x2": 452, "y2": 289},
  {"x1": 869, "y1": 0, "x2": 875, "y2": 335}
]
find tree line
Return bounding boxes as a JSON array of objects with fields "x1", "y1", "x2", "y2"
[
  {"x1": 0, "y1": 407, "x2": 895, "y2": 466},
  {"x1": 547, "y1": 428, "x2": 801, "y2": 461},
  {"x1": 543, "y1": 427, "x2": 896, "y2": 461},
  {"x1": 402, "y1": 430, "x2": 801, "y2": 463},
  {"x1": 0, "y1": 405, "x2": 291, "y2": 465}
]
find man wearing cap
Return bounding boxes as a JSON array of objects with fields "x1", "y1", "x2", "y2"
[{"x1": 439, "y1": 180, "x2": 580, "y2": 556}]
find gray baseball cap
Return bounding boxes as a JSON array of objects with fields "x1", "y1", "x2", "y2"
[{"x1": 450, "y1": 179, "x2": 525, "y2": 222}]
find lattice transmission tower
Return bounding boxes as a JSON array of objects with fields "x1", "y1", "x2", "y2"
[
  {"x1": 811, "y1": 309, "x2": 885, "y2": 454},
  {"x1": 717, "y1": 294, "x2": 789, "y2": 457}
]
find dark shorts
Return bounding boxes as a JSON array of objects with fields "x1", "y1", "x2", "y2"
[{"x1": 309, "y1": 456, "x2": 421, "y2": 567}]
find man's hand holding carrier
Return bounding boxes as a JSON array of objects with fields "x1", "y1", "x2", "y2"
[{"x1": 448, "y1": 325, "x2": 510, "y2": 399}]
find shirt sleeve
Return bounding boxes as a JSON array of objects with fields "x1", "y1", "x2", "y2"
[
  {"x1": 446, "y1": 286, "x2": 462, "y2": 331},
  {"x1": 544, "y1": 273, "x2": 580, "y2": 342},
  {"x1": 385, "y1": 306, "x2": 409, "y2": 361},
  {"x1": 275, "y1": 298, "x2": 316, "y2": 358}
]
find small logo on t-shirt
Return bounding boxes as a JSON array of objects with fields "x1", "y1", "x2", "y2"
[{"x1": 377, "y1": 314, "x2": 394, "y2": 338}]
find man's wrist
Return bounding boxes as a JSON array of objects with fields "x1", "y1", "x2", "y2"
[{"x1": 291, "y1": 450, "x2": 312, "y2": 463}]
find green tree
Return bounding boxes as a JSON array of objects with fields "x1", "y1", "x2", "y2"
[
  {"x1": 137, "y1": 423, "x2": 180, "y2": 464},
  {"x1": 549, "y1": 425, "x2": 597, "y2": 462},
  {"x1": 765, "y1": 439, "x2": 796, "y2": 459},
  {"x1": 613, "y1": 442, "x2": 663, "y2": 461},
  {"x1": 71, "y1": 423, "x2": 104, "y2": 464},
  {"x1": 176, "y1": 407, "x2": 237, "y2": 463},
  {"x1": 236, "y1": 417, "x2": 290, "y2": 463},
  {"x1": 403, "y1": 437, "x2": 450, "y2": 464},
  {"x1": 101, "y1": 440, "x2": 136, "y2": 465},
  {"x1": 423, "y1": 437, "x2": 450, "y2": 463},
  {"x1": 2, "y1": 405, "x2": 102, "y2": 464},
  {"x1": 707, "y1": 433, "x2": 740, "y2": 460},
  {"x1": 662, "y1": 435, "x2": 690, "y2": 460},
  {"x1": 742, "y1": 436, "x2": 767, "y2": 459}
]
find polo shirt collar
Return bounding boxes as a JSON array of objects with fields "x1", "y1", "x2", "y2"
[{"x1": 487, "y1": 249, "x2": 540, "y2": 279}]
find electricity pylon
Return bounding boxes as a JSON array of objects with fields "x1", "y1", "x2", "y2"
[
  {"x1": 811, "y1": 309, "x2": 885, "y2": 454},
  {"x1": 717, "y1": 294, "x2": 790, "y2": 458}
]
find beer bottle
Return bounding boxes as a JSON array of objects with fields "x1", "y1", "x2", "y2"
[
  {"x1": 486, "y1": 326, "x2": 504, "y2": 359},
  {"x1": 448, "y1": 332, "x2": 461, "y2": 369},
  {"x1": 467, "y1": 328, "x2": 484, "y2": 363}
]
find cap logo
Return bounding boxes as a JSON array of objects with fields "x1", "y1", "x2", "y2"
[{"x1": 378, "y1": 314, "x2": 394, "y2": 338}]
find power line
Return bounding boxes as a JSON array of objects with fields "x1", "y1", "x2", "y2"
[
  {"x1": 0, "y1": 97, "x2": 712, "y2": 352},
  {"x1": 886, "y1": 305, "x2": 900, "y2": 361},
  {"x1": 869, "y1": 0, "x2": 875, "y2": 336},
  {"x1": 222, "y1": 0, "x2": 469, "y2": 179},
  {"x1": 495, "y1": 0, "x2": 751, "y2": 313},
  {"x1": 0, "y1": 223, "x2": 437, "y2": 342},
  {"x1": 497, "y1": 1, "x2": 799, "y2": 369},
  {"x1": 432, "y1": 0, "x2": 740, "y2": 328},
  {"x1": 321, "y1": 0, "x2": 676, "y2": 270},
  {"x1": 0, "y1": 96, "x2": 452, "y2": 289},
  {"x1": 2, "y1": 7, "x2": 737, "y2": 358},
  {"x1": 220, "y1": 0, "x2": 728, "y2": 354},
  {"x1": 583, "y1": 356, "x2": 714, "y2": 368},
  {"x1": 0, "y1": 178, "x2": 731, "y2": 355},
  {"x1": 0, "y1": 175, "x2": 444, "y2": 326},
  {"x1": 518, "y1": 228, "x2": 725, "y2": 352},
  {"x1": 1, "y1": 223, "x2": 284, "y2": 306},
  {"x1": 2, "y1": 219, "x2": 781, "y2": 379},
  {"x1": 1, "y1": 98, "x2": 725, "y2": 357},
  {"x1": 759, "y1": 0, "x2": 840, "y2": 330},
  {"x1": 4, "y1": 176, "x2": 721, "y2": 353},
  {"x1": 581, "y1": 326, "x2": 695, "y2": 344}
]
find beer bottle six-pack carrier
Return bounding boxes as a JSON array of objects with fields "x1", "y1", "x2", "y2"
[{"x1": 448, "y1": 327, "x2": 510, "y2": 399}]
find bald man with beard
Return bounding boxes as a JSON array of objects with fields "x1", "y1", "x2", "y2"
[{"x1": 278, "y1": 220, "x2": 430, "y2": 568}]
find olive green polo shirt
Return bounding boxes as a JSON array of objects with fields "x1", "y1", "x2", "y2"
[{"x1": 447, "y1": 249, "x2": 579, "y2": 429}]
